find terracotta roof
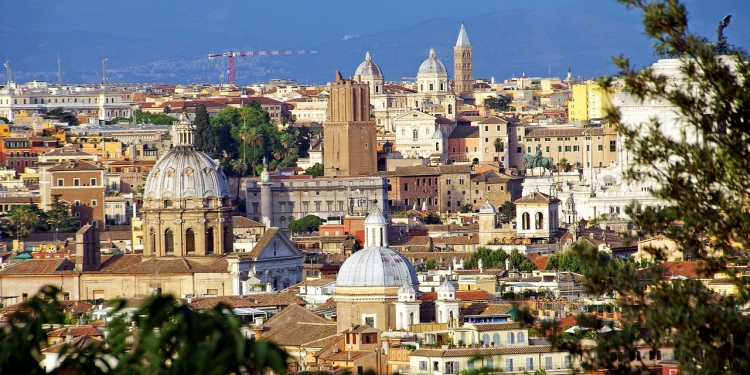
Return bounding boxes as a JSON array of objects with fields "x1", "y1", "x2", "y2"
[
  {"x1": 233, "y1": 216, "x2": 265, "y2": 228},
  {"x1": 190, "y1": 293, "x2": 305, "y2": 310},
  {"x1": 525, "y1": 126, "x2": 604, "y2": 137},
  {"x1": 392, "y1": 166, "x2": 439, "y2": 177},
  {"x1": 322, "y1": 350, "x2": 370, "y2": 362},
  {"x1": 0, "y1": 258, "x2": 78, "y2": 275},
  {"x1": 461, "y1": 303, "x2": 514, "y2": 316},
  {"x1": 468, "y1": 322, "x2": 523, "y2": 331},
  {"x1": 247, "y1": 228, "x2": 280, "y2": 258},
  {"x1": 264, "y1": 322, "x2": 339, "y2": 347},
  {"x1": 262, "y1": 304, "x2": 329, "y2": 338},
  {"x1": 644, "y1": 261, "x2": 707, "y2": 280},
  {"x1": 449, "y1": 126, "x2": 479, "y2": 139},
  {"x1": 91, "y1": 254, "x2": 144, "y2": 273},
  {"x1": 297, "y1": 278, "x2": 337, "y2": 287},
  {"x1": 433, "y1": 235, "x2": 479, "y2": 245},
  {"x1": 418, "y1": 290, "x2": 492, "y2": 303},
  {"x1": 532, "y1": 255, "x2": 550, "y2": 270},
  {"x1": 477, "y1": 115, "x2": 509, "y2": 125},
  {"x1": 437, "y1": 165, "x2": 472, "y2": 174},
  {"x1": 111, "y1": 258, "x2": 211, "y2": 274},
  {"x1": 65, "y1": 301, "x2": 94, "y2": 313},
  {"x1": 43, "y1": 335, "x2": 104, "y2": 354},
  {"x1": 48, "y1": 326, "x2": 103, "y2": 338},
  {"x1": 47, "y1": 160, "x2": 103, "y2": 172},
  {"x1": 514, "y1": 191, "x2": 560, "y2": 204}
]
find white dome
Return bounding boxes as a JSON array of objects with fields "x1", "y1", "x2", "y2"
[
  {"x1": 418, "y1": 48, "x2": 447, "y2": 75},
  {"x1": 437, "y1": 278, "x2": 456, "y2": 293},
  {"x1": 479, "y1": 200, "x2": 496, "y2": 214},
  {"x1": 364, "y1": 208, "x2": 388, "y2": 225},
  {"x1": 355, "y1": 51, "x2": 383, "y2": 78},
  {"x1": 398, "y1": 282, "x2": 416, "y2": 294},
  {"x1": 144, "y1": 148, "x2": 231, "y2": 202},
  {"x1": 144, "y1": 115, "x2": 230, "y2": 203},
  {"x1": 336, "y1": 247, "x2": 419, "y2": 287}
]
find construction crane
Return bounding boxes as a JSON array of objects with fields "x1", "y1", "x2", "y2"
[{"x1": 207, "y1": 50, "x2": 318, "y2": 85}]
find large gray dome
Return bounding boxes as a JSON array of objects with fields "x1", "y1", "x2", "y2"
[
  {"x1": 355, "y1": 51, "x2": 383, "y2": 77},
  {"x1": 418, "y1": 47, "x2": 447, "y2": 75},
  {"x1": 144, "y1": 115, "x2": 230, "y2": 202},
  {"x1": 336, "y1": 247, "x2": 419, "y2": 287}
]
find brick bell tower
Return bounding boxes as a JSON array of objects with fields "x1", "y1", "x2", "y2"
[
  {"x1": 453, "y1": 22, "x2": 474, "y2": 96},
  {"x1": 324, "y1": 71, "x2": 377, "y2": 177}
]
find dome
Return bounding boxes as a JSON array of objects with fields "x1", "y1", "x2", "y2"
[
  {"x1": 418, "y1": 48, "x2": 447, "y2": 75},
  {"x1": 398, "y1": 282, "x2": 416, "y2": 294},
  {"x1": 364, "y1": 208, "x2": 388, "y2": 225},
  {"x1": 336, "y1": 247, "x2": 419, "y2": 287},
  {"x1": 437, "y1": 278, "x2": 456, "y2": 293},
  {"x1": 144, "y1": 115, "x2": 230, "y2": 202},
  {"x1": 354, "y1": 51, "x2": 383, "y2": 78},
  {"x1": 479, "y1": 200, "x2": 496, "y2": 214}
]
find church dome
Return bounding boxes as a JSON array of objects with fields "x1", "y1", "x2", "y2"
[
  {"x1": 336, "y1": 247, "x2": 419, "y2": 287},
  {"x1": 418, "y1": 48, "x2": 447, "y2": 75},
  {"x1": 364, "y1": 208, "x2": 388, "y2": 225},
  {"x1": 144, "y1": 115, "x2": 231, "y2": 202},
  {"x1": 354, "y1": 51, "x2": 383, "y2": 78},
  {"x1": 437, "y1": 278, "x2": 456, "y2": 293},
  {"x1": 398, "y1": 282, "x2": 416, "y2": 294},
  {"x1": 479, "y1": 200, "x2": 496, "y2": 214}
]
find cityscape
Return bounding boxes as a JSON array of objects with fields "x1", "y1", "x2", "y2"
[{"x1": 0, "y1": 0, "x2": 749, "y2": 374}]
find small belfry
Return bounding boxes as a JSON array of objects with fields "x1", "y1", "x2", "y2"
[{"x1": 453, "y1": 22, "x2": 474, "y2": 97}]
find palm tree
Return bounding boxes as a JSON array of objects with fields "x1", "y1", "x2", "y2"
[
  {"x1": 246, "y1": 128, "x2": 262, "y2": 176},
  {"x1": 230, "y1": 159, "x2": 248, "y2": 199},
  {"x1": 493, "y1": 138, "x2": 504, "y2": 165},
  {"x1": 280, "y1": 132, "x2": 296, "y2": 158}
]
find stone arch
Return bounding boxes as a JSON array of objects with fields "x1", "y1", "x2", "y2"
[
  {"x1": 535, "y1": 212, "x2": 544, "y2": 230},
  {"x1": 206, "y1": 227, "x2": 215, "y2": 254},
  {"x1": 522, "y1": 212, "x2": 531, "y2": 230},
  {"x1": 185, "y1": 228, "x2": 196, "y2": 253},
  {"x1": 164, "y1": 228, "x2": 175, "y2": 254},
  {"x1": 149, "y1": 227, "x2": 156, "y2": 254}
]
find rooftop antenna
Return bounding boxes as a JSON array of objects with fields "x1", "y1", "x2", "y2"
[
  {"x1": 58, "y1": 54, "x2": 63, "y2": 86},
  {"x1": 3, "y1": 58, "x2": 11, "y2": 85},
  {"x1": 101, "y1": 56, "x2": 108, "y2": 87}
]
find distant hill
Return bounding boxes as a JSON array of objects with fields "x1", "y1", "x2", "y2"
[{"x1": 2, "y1": 8, "x2": 748, "y2": 86}]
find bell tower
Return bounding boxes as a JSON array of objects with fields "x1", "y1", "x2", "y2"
[
  {"x1": 324, "y1": 71, "x2": 377, "y2": 176},
  {"x1": 453, "y1": 22, "x2": 474, "y2": 96}
]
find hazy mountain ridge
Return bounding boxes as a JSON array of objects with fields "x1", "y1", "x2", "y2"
[{"x1": 2, "y1": 8, "x2": 747, "y2": 86}]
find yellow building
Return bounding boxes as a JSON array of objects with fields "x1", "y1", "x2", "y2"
[{"x1": 569, "y1": 81, "x2": 616, "y2": 121}]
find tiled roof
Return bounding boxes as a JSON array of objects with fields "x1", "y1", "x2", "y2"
[
  {"x1": 233, "y1": 216, "x2": 265, "y2": 228},
  {"x1": 514, "y1": 191, "x2": 560, "y2": 204},
  {"x1": 392, "y1": 166, "x2": 439, "y2": 177},
  {"x1": 462, "y1": 303, "x2": 514, "y2": 316},
  {"x1": 43, "y1": 335, "x2": 104, "y2": 354},
  {"x1": 477, "y1": 115, "x2": 509, "y2": 125},
  {"x1": 48, "y1": 326, "x2": 103, "y2": 338},
  {"x1": 112, "y1": 258, "x2": 207, "y2": 274},
  {"x1": 65, "y1": 301, "x2": 94, "y2": 312},
  {"x1": 248, "y1": 228, "x2": 280, "y2": 258},
  {"x1": 468, "y1": 322, "x2": 523, "y2": 331},
  {"x1": 418, "y1": 290, "x2": 492, "y2": 303},
  {"x1": 91, "y1": 254, "x2": 144, "y2": 273},
  {"x1": 437, "y1": 165, "x2": 472, "y2": 174},
  {"x1": 525, "y1": 126, "x2": 604, "y2": 137},
  {"x1": 262, "y1": 304, "x2": 329, "y2": 338},
  {"x1": 47, "y1": 160, "x2": 103, "y2": 172},
  {"x1": 264, "y1": 322, "x2": 339, "y2": 347},
  {"x1": 433, "y1": 235, "x2": 478, "y2": 245},
  {"x1": 532, "y1": 255, "x2": 550, "y2": 270},
  {"x1": 449, "y1": 126, "x2": 479, "y2": 139},
  {"x1": 0, "y1": 258, "x2": 78, "y2": 275},
  {"x1": 322, "y1": 350, "x2": 370, "y2": 361}
]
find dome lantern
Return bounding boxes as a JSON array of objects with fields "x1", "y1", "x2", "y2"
[{"x1": 364, "y1": 208, "x2": 388, "y2": 247}]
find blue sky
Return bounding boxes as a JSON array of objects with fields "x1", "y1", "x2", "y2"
[{"x1": 2, "y1": 0, "x2": 748, "y2": 84}]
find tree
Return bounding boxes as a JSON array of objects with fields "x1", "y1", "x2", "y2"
[
  {"x1": 424, "y1": 258, "x2": 439, "y2": 271},
  {"x1": 230, "y1": 159, "x2": 248, "y2": 199},
  {"x1": 0, "y1": 286, "x2": 289, "y2": 374},
  {"x1": 534, "y1": 1, "x2": 750, "y2": 374},
  {"x1": 557, "y1": 157, "x2": 568, "y2": 172},
  {"x1": 45, "y1": 195, "x2": 79, "y2": 233},
  {"x1": 305, "y1": 163, "x2": 324, "y2": 177},
  {"x1": 193, "y1": 104, "x2": 215, "y2": 154},
  {"x1": 497, "y1": 201, "x2": 516, "y2": 224},
  {"x1": 483, "y1": 95, "x2": 512, "y2": 111},
  {"x1": 424, "y1": 211, "x2": 442, "y2": 225},
  {"x1": 1, "y1": 204, "x2": 45, "y2": 238},
  {"x1": 42, "y1": 107, "x2": 79, "y2": 126},
  {"x1": 288, "y1": 215, "x2": 326, "y2": 234},
  {"x1": 163, "y1": 105, "x2": 171, "y2": 114},
  {"x1": 459, "y1": 203, "x2": 473, "y2": 213}
]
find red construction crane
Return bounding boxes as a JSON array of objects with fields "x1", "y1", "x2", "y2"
[{"x1": 207, "y1": 50, "x2": 318, "y2": 85}]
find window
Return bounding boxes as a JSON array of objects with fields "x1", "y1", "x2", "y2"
[
  {"x1": 90, "y1": 178, "x2": 97, "y2": 186},
  {"x1": 91, "y1": 200, "x2": 97, "y2": 206},
  {"x1": 57, "y1": 179, "x2": 64, "y2": 186},
  {"x1": 545, "y1": 357, "x2": 553, "y2": 370},
  {"x1": 526, "y1": 358, "x2": 534, "y2": 371},
  {"x1": 586, "y1": 144, "x2": 590, "y2": 151},
  {"x1": 446, "y1": 178, "x2": 451, "y2": 184},
  {"x1": 563, "y1": 355, "x2": 572, "y2": 369},
  {"x1": 75, "y1": 212, "x2": 80, "y2": 217},
  {"x1": 445, "y1": 361, "x2": 459, "y2": 374},
  {"x1": 429, "y1": 83, "x2": 434, "y2": 91},
  {"x1": 610, "y1": 140, "x2": 617, "y2": 151},
  {"x1": 564, "y1": 145, "x2": 572, "y2": 152},
  {"x1": 504, "y1": 358, "x2": 512, "y2": 372},
  {"x1": 545, "y1": 146, "x2": 550, "y2": 152},
  {"x1": 459, "y1": 178, "x2": 465, "y2": 185},
  {"x1": 419, "y1": 361, "x2": 427, "y2": 371},
  {"x1": 404, "y1": 183, "x2": 408, "y2": 191},
  {"x1": 573, "y1": 145, "x2": 579, "y2": 152},
  {"x1": 413, "y1": 129, "x2": 418, "y2": 139},
  {"x1": 527, "y1": 146, "x2": 531, "y2": 153},
  {"x1": 517, "y1": 146, "x2": 522, "y2": 153},
  {"x1": 74, "y1": 178, "x2": 80, "y2": 186},
  {"x1": 598, "y1": 144, "x2": 603, "y2": 151},
  {"x1": 74, "y1": 200, "x2": 81, "y2": 207}
]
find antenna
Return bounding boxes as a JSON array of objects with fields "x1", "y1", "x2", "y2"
[
  {"x1": 3, "y1": 58, "x2": 11, "y2": 85},
  {"x1": 101, "y1": 56, "x2": 108, "y2": 87},
  {"x1": 58, "y1": 54, "x2": 63, "y2": 86}
]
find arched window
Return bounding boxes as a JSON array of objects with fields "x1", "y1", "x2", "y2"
[
  {"x1": 522, "y1": 212, "x2": 531, "y2": 230},
  {"x1": 482, "y1": 333, "x2": 490, "y2": 345},
  {"x1": 413, "y1": 129, "x2": 418, "y2": 139},
  {"x1": 507, "y1": 332, "x2": 515, "y2": 345},
  {"x1": 448, "y1": 104, "x2": 453, "y2": 114},
  {"x1": 206, "y1": 227, "x2": 214, "y2": 254},
  {"x1": 535, "y1": 212, "x2": 544, "y2": 230},
  {"x1": 492, "y1": 333, "x2": 500, "y2": 346},
  {"x1": 164, "y1": 229, "x2": 174, "y2": 253},
  {"x1": 149, "y1": 228, "x2": 156, "y2": 254},
  {"x1": 517, "y1": 331, "x2": 526, "y2": 344},
  {"x1": 436, "y1": 142, "x2": 440, "y2": 151},
  {"x1": 185, "y1": 228, "x2": 195, "y2": 253}
]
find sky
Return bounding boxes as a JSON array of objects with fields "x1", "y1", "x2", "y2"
[{"x1": 2, "y1": 0, "x2": 748, "y2": 84}]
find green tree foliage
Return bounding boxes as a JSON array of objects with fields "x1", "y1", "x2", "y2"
[
  {"x1": 0, "y1": 286, "x2": 289, "y2": 375},
  {"x1": 43, "y1": 107, "x2": 79, "y2": 126},
  {"x1": 459, "y1": 203, "x2": 473, "y2": 213},
  {"x1": 0, "y1": 116, "x2": 11, "y2": 124},
  {"x1": 464, "y1": 247, "x2": 536, "y2": 271},
  {"x1": 544, "y1": 242, "x2": 615, "y2": 276},
  {"x1": 45, "y1": 194, "x2": 80, "y2": 233},
  {"x1": 497, "y1": 201, "x2": 516, "y2": 224},
  {"x1": 211, "y1": 101, "x2": 297, "y2": 175},
  {"x1": 424, "y1": 211, "x2": 442, "y2": 224},
  {"x1": 193, "y1": 104, "x2": 215, "y2": 154},
  {"x1": 483, "y1": 95, "x2": 512, "y2": 111},
  {"x1": 288, "y1": 214, "x2": 326, "y2": 234},
  {"x1": 305, "y1": 163, "x2": 324, "y2": 177},
  {"x1": 533, "y1": 1, "x2": 750, "y2": 374},
  {"x1": 1, "y1": 204, "x2": 45, "y2": 238},
  {"x1": 134, "y1": 109, "x2": 177, "y2": 125},
  {"x1": 424, "y1": 258, "x2": 439, "y2": 271}
]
